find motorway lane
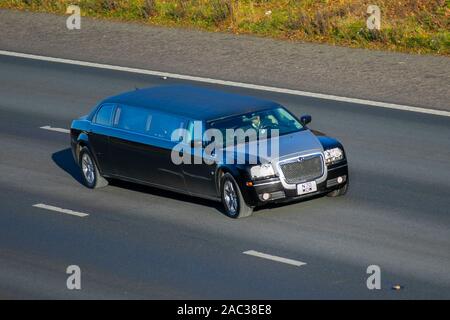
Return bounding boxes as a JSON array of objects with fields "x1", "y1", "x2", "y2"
[{"x1": 0, "y1": 55, "x2": 450, "y2": 298}]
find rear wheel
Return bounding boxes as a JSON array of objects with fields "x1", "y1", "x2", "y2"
[
  {"x1": 220, "y1": 173, "x2": 253, "y2": 218},
  {"x1": 79, "y1": 147, "x2": 108, "y2": 189}
]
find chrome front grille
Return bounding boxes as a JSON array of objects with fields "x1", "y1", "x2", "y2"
[{"x1": 279, "y1": 154, "x2": 323, "y2": 184}]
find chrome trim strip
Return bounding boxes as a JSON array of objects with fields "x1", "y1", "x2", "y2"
[{"x1": 253, "y1": 180, "x2": 281, "y2": 186}]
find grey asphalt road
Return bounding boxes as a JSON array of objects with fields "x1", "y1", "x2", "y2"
[
  {"x1": 0, "y1": 54, "x2": 450, "y2": 299},
  {"x1": 1, "y1": 9, "x2": 449, "y2": 111}
]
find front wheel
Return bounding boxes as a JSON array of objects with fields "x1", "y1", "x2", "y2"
[
  {"x1": 220, "y1": 173, "x2": 253, "y2": 219},
  {"x1": 79, "y1": 147, "x2": 108, "y2": 189}
]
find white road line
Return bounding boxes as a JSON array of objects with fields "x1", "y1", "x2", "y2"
[
  {"x1": 40, "y1": 125, "x2": 70, "y2": 134},
  {"x1": 32, "y1": 203, "x2": 89, "y2": 218},
  {"x1": 1, "y1": 50, "x2": 449, "y2": 118},
  {"x1": 243, "y1": 250, "x2": 306, "y2": 267}
]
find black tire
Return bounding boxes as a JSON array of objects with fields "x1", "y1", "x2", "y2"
[
  {"x1": 220, "y1": 173, "x2": 253, "y2": 218},
  {"x1": 79, "y1": 147, "x2": 108, "y2": 189},
  {"x1": 327, "y1": 181, "x2": 348, "y2": 197}
]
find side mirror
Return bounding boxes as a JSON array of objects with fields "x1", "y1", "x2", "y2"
[{"x1": 300, "y1": 115, "x2": 312, "y2": 126}]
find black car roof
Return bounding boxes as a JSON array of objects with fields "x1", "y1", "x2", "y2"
[{"x1": 101, "y1": 85, "x2": 280, "y2": 121}]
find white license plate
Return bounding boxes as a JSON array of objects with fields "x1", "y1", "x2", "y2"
[{"x1": 297, "y1": 181, "x2": 317, "y2": 195}]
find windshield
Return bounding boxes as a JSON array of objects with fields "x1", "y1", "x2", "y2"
[{"x1": 207, "y1": 107, "x2": 304, "y2": 138}]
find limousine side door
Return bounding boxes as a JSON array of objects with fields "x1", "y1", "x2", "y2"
[
  {"x1": 107, "y1": 105, "x2": 186, "y2": 191},
  {"x1": 146, "y1": 138, "x2": 186, "y2": 191},
  {"x1": 143, "y1": 111, "x2": 187, "y2": 191},
  {"x1": 182, "y1": 121, "x2": 218, "y2": 199},
  {"x1": 88, "y1": 103, "x2": 116, "y2": 176},
  {"x1": 108, "y1": 130, "x2": 157, "y2": 183}
]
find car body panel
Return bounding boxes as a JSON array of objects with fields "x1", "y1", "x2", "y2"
[{"x1": 70, "y1": 85, "x2": 349, "y2": 208}]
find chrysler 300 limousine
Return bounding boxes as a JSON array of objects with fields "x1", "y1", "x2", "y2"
[{"x1": 70, "y1": 85, "x2": 348, "y2": 218}]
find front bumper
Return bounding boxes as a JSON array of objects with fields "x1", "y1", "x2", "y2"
[{"x1": 244, "y1": 162, "x2": 348, "y2": 207}]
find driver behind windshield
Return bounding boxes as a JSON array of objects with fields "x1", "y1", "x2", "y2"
[
  {"x1": 248, "y1": 113, "x2": 278, "y2": 131},
  {"x1": 208, "y1": 107, "x2": 303, "y2": 139}
]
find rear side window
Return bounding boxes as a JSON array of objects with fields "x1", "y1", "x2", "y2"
[
  {"x1": 148, "y1": 112, "x2": 186, "y2": 141},
  {"x1": 115, "y1": 105, "x2": 152, "y2": 134},
  {"x1": 115, "y1": 105, "x2": 185, "y2": 140},
  {"x1": 94, "y1": 104, "x2": 115, "y2": 126}
]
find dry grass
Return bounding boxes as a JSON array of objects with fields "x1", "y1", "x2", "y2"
[{"x1": 1, "y1": 0, "x2": 449, "y2": 55}]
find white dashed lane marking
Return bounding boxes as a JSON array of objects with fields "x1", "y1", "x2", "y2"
[
  {"x1": 32, "y1": 203, "x2": 89, "y2": 218},
  {"x1": 243, "y1": 250, "x2": 306, "y2": 267},
  {"x1": 40, "y1": 125, "x2": 70, "y2": 134}
]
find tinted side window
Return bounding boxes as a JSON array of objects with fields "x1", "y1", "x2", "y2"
[
  {"x1": 148, "y1": 112, "x2": 186, "y2": 141},
  {"x1": 115, "y1": 105, "x2": 186, "y2": 140},
  {"x1": 94, "y1": 104, "x2": 115, "y2": 126},
  {"x1": 115, "y1": 105, "x2": 152, "y2": 134}
]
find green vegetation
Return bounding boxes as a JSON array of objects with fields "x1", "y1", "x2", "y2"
[{"x1": 1, "y1": 0, "x2": 449, "y2": 55}]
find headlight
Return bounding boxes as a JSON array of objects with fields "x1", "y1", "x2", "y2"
[
  {"x1": 324, "y1": 147, "x2": 344, "y2": 165},
  {"x1": 250, "y1": 163, "x2": 275, "y2": 179}
]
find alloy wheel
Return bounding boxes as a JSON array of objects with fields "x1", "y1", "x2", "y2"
[
  {"x1": 81, "y1": 153, "x2": 95, "y2": 185},
  {"x1": 223, "y1": 180, "x2": 238, "y2": 216}
]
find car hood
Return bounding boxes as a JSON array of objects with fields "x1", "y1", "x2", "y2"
[{"x1": 221, "y1": 129, "x2": 324, "y2": 164}]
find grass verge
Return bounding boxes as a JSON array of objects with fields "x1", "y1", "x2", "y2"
[{"x1": 1, "y1": 0, "x2": 449, "y2": 55}]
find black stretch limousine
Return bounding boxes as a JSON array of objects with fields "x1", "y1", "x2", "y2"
[{"x1": 71, "y1": 85, "x2": 348, "y2": 218}]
